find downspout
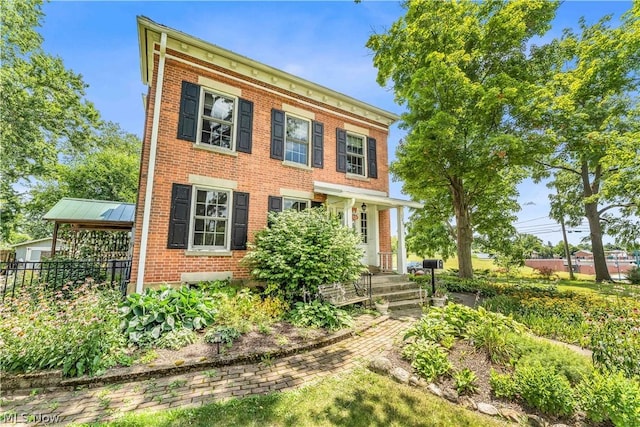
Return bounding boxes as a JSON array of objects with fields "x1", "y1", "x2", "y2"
[{"x1": 135, "y1": 32, "x2": 167, "y2": 293}]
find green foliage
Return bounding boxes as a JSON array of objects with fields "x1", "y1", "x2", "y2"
[
  {"x1": 212, "y1": 287, "x2": 287, "y2": 333},
  {"x1": 156, "y1": 329, "x2": 198, "y2": 350},
  {"x1": 287, "y1": 301, "x2": 354, "y2": 331},
  {"x1": 627, "y1": 266, "x2": 640, "y2": 285},
  {"x1": 489, "y1": 370, "x2": 517, "y2": 399},
  {"x1": 0, "y1": 282, "x2": 123, "y2": 377},
  {"x1": 576, "y1": 370, "x2": 640, "y2": 427},
  {"x1": 0, "y1": 0, "x2": 101, "y2": 242},
  {"x1": 528, "y1": 5, "x2": 640, "y2": 280},
  {"x1": 119, "y1": 285, "x2": 216, "y2": 346},
  {"x1": 591, "y1": 315, "x2": 640, "y2": 379},
  {"x1": 402, "y1": 341, "x2": 452, "y2": 382},
  {"x1": 204, "y1": 326, "x2": 242, "y2": 345},
  {"x1": 515, "y1": 343, "x2": 592, "y2": 384},
  {"x1": 367, "y1": 0, "x2": 558, "y2": 278},
  {"x1": 243, "y1": 208, "x2": 364, "y2": 303},
  {"x1": 513, "y1": 362, "x2": 576, "y2": 417},
  {"x1": 37, "y1": 258, "x2": 107, "y2": 289},
  {"x1": 404, "y1": 317, "x2": 456, "y2": 349},
  {"x1": 453, "y1": 368, "x2": 478, "y2": 396}
]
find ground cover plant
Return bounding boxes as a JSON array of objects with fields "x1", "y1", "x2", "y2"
[
  {"x1": 402, "y1": 303, "x2": 640, "y2": 425},
  {"x1": 87, "y1": 369, "x2": 509, "y2": 427},
  {"x1": 0, "y1": 281, "x2": 124, "y2": 377}
]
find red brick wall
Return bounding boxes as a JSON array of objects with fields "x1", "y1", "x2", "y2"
[{"x1": 131, "y1": 50, "x2": 392, "y2": 288}]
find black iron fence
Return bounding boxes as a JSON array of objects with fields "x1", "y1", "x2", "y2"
[{"x1": 1, "y1": 258, "x2": 131, "y2": 301}]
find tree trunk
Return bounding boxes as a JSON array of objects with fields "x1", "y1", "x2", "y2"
[
  {"x1": 585, "y1": 201, "x2": 612, "y2": 282},
  {"x1": 452, "y1": 180, "x2": 474, "y2": 278},
  {"x1": 580, "y1": 163, "x2": 611, "y2": 282}
]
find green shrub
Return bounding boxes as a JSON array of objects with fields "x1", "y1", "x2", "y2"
[
  {"x1": 402, "y1": 340, "x2": 452, "y2": 381},
  {"x1": 513, "y1": 362, "x2": 575, "y2": 417},
  {"x1": 243, "y1": 208, "x2": 364, "y2": 304},
  {"x1": 288, "y1": 301, "x2": 354, "y2": 331},
  {"x1": 156, "y1": 328, "x2": 198, "y2": 350},
  {"x1": 577, "y1": 370, "x2": 640, "y2": 426},
  {"x1": 119, "y1": 285, "x2": 216, "y2": 346},
  {"x1": 627, "y1": 266, "x2": 640, "y2": 285},
  {"x1": 514, "y1": 339, "x2": 592, "y2": 384},
  {"x1": 591, "y1": 315, "x2": 640, "y2": 379},
  {"x1": 213, "y1": 288, "x2": 287, "y2": 332},
  {"x1": 403, "y1": 316, "x2": 456, "y2": 348},
  {"x1": 204, "y1": 326, "x2": 242, "y2": 345},
  {"x1": 489, "y1": 370, "x2": 517, "y2": 399},
  {"x1": 453, "y1": 368, "x2": 479, "y2": 395},
  {"x1": 0, "y1": 282, "x2": 123, "y2": 377}
]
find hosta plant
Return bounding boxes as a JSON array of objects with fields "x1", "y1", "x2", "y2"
[{"x1": 119, "y1": 285, "x2": 216, "y2": 346}]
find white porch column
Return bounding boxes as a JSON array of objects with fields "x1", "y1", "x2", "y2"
[{"x1": 396, "y1": 206, "x2": 407, "y2": 274}]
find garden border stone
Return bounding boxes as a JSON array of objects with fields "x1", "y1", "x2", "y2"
[{"x1": 1, "y1": 315, "x2": 389, "y2": 394}]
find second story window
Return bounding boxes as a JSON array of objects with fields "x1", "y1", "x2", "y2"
[
  {"x1": 200, "y1": 90, "x2": 235, "y2": 149},
  {"x1": 285, "y1": 115, "x2": 310, "y2": 166},
  {"x1": 346, "y1": 134, "x2": 366, "y2": 176}
]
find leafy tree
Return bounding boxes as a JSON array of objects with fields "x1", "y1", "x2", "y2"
[
  {"x1": 243, "y1": 208, "x2": 364, "y2": 304},
  {"x1": 0, "y1": 0, "x2": 100, "y2": 242},
  {"x1": 23, "y1": 123, "x2": 141, "y2": 239},
  {"x1": 529, "y1": 4, "x2": 640, "y2": 281},
  {"x1": 367, "y1": 0, "x2": 558, "y2": 278}
]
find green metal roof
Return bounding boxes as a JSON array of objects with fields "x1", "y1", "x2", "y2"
[{"x1": 43, "y1": 198, "x2": 135, "y2": 225}]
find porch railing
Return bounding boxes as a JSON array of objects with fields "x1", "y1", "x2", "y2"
[
  {"x1": 378, "y1": 252, "x2": 394, "y2": 272},
  {"x1": 1, "y1": 258, "x2": 131, "y2": 302}
]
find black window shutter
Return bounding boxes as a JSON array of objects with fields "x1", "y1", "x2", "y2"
[
  {"x1": 268, "y1": 196, "x2": 283, "y2": 213},
  {"x1": 270, "y1": 109, "x2": 285, "y2": 160},
  {"x1": 236, "y1": 98, "x2": 253, "y2": 153},
  {"x1": 167, "y1": 183, "x2": 192, "y2": 249},
  {"x1": 177, "y1": 81, "x2": 200, "y2": 142},
  {"x1": 367, "y1": 137, "x2": 378, "y2": 178},
  {"x1": 230, "y1": 191, "x2": 250, "y2": 250},
  {"x1": 311, "y1": 201, "x2": 323, "y2": 208},
  {"x1": 336, "y1": 128, "x2": 347, "y2": 172},
  {"x1": 312, "y1": 121, "x2": 324, "y2": 168}
]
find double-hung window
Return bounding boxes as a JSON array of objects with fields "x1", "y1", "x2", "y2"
[
  {"x1": 192, "y1": 188, "x2": 230, "y2": 249},
  {"x1": 346, "y1": 133, "x2": 366, "y2": 176},
  {"x1": 283, "y1": 198, "x2": 308, "y2": 212},
  {"x1": 285, "y1": 115, "x2": 310, "y2": 166},
  {"x1": 199, "y1": 90, "x2": 236, "y2": 150}
]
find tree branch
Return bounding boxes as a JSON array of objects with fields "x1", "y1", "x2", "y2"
[
  {"x1": 535, "y1": 160, "x2": 581, "y2": 175},
  {"x1": 598, "y1": 203, "x2": 635, "y2": 216}
]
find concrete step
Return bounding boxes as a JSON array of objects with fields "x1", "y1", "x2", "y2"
[
  {"x1": 372, "y1": 288, "x2": 423, "y2": 303},
  {"x1": 388, "y1": 298, "x2": 425, "y2": 312},
  {"x1": 371, "y1": 281, "x2": 422, "y2": 293},
  {"x1": 370, "y1": 274, "x2": 409, "y2": 285}
]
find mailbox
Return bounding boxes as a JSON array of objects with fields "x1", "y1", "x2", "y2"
[{"x1": 422, "y1": 259, "x2": 443, "y2": 269}]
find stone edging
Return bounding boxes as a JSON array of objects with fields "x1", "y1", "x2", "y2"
[
  {"x1": 1, "y1": 315, "x2": 389, "y2": 394},
  {"x1": 368, "y1": 356, "x2": 571, "y2": 427}
]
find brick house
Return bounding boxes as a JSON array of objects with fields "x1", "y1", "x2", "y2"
[{"x1": 131, "y1": 17, "x2": 420, "y2": 293}]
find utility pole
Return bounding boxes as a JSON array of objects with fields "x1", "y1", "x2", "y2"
[{"x1": 560, "y1": 216, "x2": 575, "y2": 280}]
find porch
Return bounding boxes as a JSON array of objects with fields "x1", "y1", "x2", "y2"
[{"x1": 314, "y1": 181, "x2": 422, "y2": 274}]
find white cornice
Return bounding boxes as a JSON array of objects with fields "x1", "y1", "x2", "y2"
[{"x1": 137, "y1": 16, "x2": 399, "y2": 128}]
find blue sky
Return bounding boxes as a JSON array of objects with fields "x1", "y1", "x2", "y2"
[{"x1": 40, "y1": 1, "x2": 632, "y2": 246}]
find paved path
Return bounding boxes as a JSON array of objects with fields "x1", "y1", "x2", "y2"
[{"x1": 1, "y1": 316, "x2": 414, "y2": 426}]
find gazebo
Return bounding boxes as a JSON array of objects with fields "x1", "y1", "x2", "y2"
[{"x1": 43, "y1": 198, "x2": 135, "y2": 259}]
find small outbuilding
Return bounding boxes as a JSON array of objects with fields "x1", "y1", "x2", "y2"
[
  {"x1": 10, "y1": 238, "x2": 65, "y2": 265},
  {"x1": 43, "y1": 198, "x2": 136, "y2": 259}
]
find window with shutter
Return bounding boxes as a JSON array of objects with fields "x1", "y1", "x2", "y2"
[
  {"x1": 177, "y1": 80, "x2": 253, "y2": 153},
  {"x1": 167, "y1": 184, "x2": 192, "y2": 249}
]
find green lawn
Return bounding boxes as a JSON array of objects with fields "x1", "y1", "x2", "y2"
[{"x1": 85, "y1": 369, "x2": 510, "y2": 427}]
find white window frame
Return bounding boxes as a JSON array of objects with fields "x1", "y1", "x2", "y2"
[
  {"x1": 196, "y1": 87, "x2": 238, "y2": 151},
  {"x1": 189, "y1": 186, "x2": 232, "y2": 251},
  {"x1": 284, "y1": 113, "x2": 311, "y2": 167},
  {"x1": 283, "y1": 197, "x2": 309, "y2": 212},
  {"x1": 346, "y1": 132, "x2": 367, "y2": 177}
]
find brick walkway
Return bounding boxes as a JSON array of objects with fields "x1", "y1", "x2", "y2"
[{"x1": 1, "y1": 316, "x2": 414, "y2": 426}]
